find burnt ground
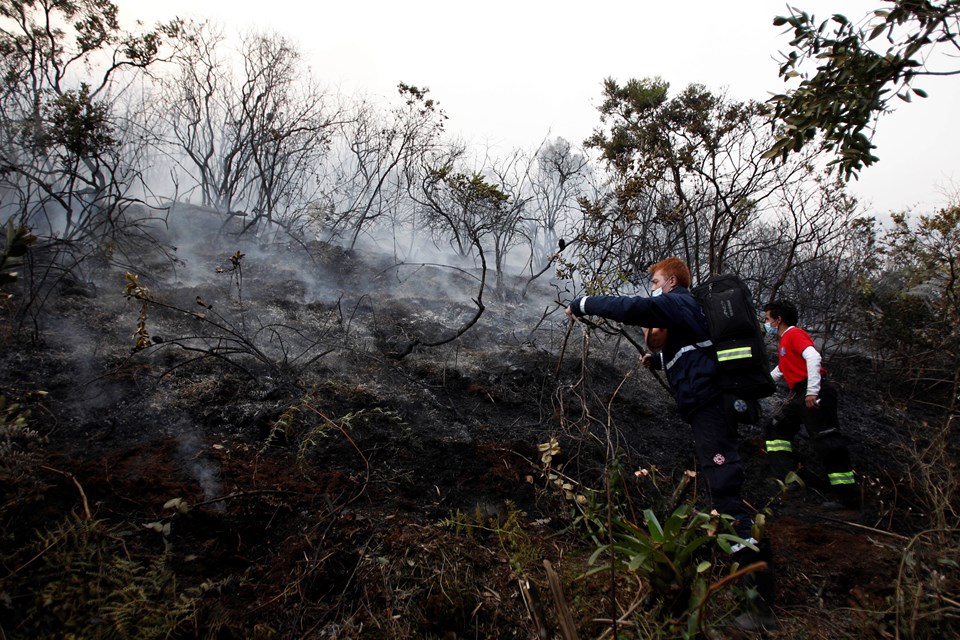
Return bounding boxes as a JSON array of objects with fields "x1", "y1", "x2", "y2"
[{"x1": 0, "y1": 228, "x2": 957, "y2": 639}]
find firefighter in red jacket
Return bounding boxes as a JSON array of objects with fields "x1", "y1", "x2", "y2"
[{"x1": 763, "y1": 300, "x2": 859, "y2": 509}]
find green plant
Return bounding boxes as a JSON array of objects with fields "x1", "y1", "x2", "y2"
[
  {"x1": 535, "y1": 436, "x2": 611, "y2": 545},
  {"x1": 894, "y1": 529, "x2": 960, "y2": 639},
  {"x1": 534, "y1": 433, "x2": 757, "y2": 636},
  {"x1": 767, "y1": 1, "x2": 960, "y2": 177},
  {"x1": 439, "y1": 500, "x2": 538, "y2": 574},
  {"x1": 296, "y1": 405, "x2": 399, "y2": 467},
  {"x1": 0, "y1": 221, "x2": 37, "y2": 300},
  {"x1": 587, "y1": 503, "x2": 755, "y2": 637},
  {"x1": 0, "y1": 393, "x2": 46, "y2": 466},
  {"x1": 261, "y1": 387, "x2": 323, "y2": 449},
  {"x1": 0, "y1": 390, "x2": 50, "y2": 525},
  {"x1": 10, "y1": 515, "x2": 202, "y2": 639}
]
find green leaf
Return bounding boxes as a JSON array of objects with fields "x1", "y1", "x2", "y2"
[
  {"x1": 663, "y1": 505, "x2": 690, "y2": 540},
  {"x1": 581, "y1": 563, "x2": 614, "y2": 578},
  {"x1": 644, "y1": 509, "x2": 664, "y2": 542},
  {"x1": 587, "y1": 546, "x2": 608, "y2": 566},
  {"x1": 676, "y1": 535, "x2": 715, "y2": 564}
]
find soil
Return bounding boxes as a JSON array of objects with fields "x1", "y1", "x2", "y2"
[{"x1": 0, "y1": 224, "x2": 955, "y2": 639}]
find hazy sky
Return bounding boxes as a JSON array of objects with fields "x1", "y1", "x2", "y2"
[{"x1": 118, "y1": 1, "x2": 959, "y2": 216}]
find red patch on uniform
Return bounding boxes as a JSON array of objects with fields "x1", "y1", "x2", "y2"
[{"x1": 713, "y1": 453, "x2": 726, "y2": 465}]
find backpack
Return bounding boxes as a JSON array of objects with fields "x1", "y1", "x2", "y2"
[{"x1": 691, "y1": 273, "x2": 776, "y2": 422}]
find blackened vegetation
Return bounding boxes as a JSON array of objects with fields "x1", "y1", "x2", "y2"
[{"x1": 0, "y1": 237, "x2": 957, "y2": 639}]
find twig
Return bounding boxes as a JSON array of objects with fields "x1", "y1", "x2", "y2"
[
  {"x1": 894, "y1": 528, "x2": 960, "y2": 640},
  {"x1": 594, "y1": 575, "x2": 646, "y2": 640},
  {"x1": 813, "y1": 515, "x2": 911, "y2": 541},
  {"x1": 557, "y1": 301, "x2": 670, "y2": 392},
  {"x1": 40, "y1": 465, "x2": 91, "y2": 520},
  {"x1": 696, "y1": 561, "x2": 769, "y2": 636},
  {"x1": 192, "y1": 489, "x2": 297, "y2": 509},
  {"x1": 555, "y1": 315, "x2": 574, "y2": 377},
  {"x1": 300, "y1": 403, "x2": 370, "y2": 505},
  {"x1": 544, "y1": 559, "x2": 580, "y2": 640},
  {"x1": 519, "y1": 578, "x2": 551, "y2": 640}
]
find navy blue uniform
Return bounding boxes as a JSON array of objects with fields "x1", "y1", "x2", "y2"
[{"x1": 570, "y1": 287, "x2": 751, "y2": 537}]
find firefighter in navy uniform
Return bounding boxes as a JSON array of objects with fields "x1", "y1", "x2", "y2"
[
  {"x1": 567, "y1": 256, "x2": 777, "y2": 632},
  {"x1": 763, "y1": 299, "x2": 859, "y2": 510}
]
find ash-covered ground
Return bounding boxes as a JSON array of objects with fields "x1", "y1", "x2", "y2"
[{"x1": 0, "y1": 215, "x2": 946, "y2": 639}]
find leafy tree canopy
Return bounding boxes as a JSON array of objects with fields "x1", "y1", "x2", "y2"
[{"x1": 765, "y1": 0, "x2": 960, "y2": 179}]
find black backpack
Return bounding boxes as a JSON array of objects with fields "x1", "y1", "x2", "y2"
[{"x1": 691, "y1": 273, "x2": 776, "y2": 421}]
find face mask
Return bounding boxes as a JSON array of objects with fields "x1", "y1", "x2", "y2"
[
  {"x1": 764, "y1": 322, "x2": 778, "y2": 337},
  {"x1": 651, "y1": 287, "x2": 663, "y2": 298}
]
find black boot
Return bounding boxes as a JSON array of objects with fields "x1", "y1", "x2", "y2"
[
  {"x1": 732, "y1": 540, "x2": 778, "y2": 632},
  {"x1": 821, "y1": 484, "x2": 860, "y2": 511}
]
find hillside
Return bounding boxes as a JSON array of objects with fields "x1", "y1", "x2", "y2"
[{"x1": 0, "y1": 221, "x2": 954, "y2": 639}]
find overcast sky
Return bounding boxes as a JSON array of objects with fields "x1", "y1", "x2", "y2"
[{"x1": 118, "y1": 0, "x2": 959, "y2": 217}]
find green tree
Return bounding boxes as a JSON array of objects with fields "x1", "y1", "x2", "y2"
[
  {"x1": 580, "y1": 77, "x2": 811, "y2": 290},
  {"x1": 0, "y1": 0, "x2": 179, "y2": 334},
  {"x1": 766, "y1": 1, "x2": 960, "y2": 178},
  {"x1": 866, "y1": 205, "x2": 960, "y2": 412},
  {"x1": 414, "y1": 158, "x2": 511, "y2": 263},
  {"x1": 0, "y1": 0, "x2": 178, "y2": 237}
]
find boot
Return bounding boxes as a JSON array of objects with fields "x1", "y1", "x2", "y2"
[
  {"x1": 821, "y1": 484, "x2": 860, "y2": 511},
  {"x1": 731, "y1": 540, "x2": 779, "y2": 632}
]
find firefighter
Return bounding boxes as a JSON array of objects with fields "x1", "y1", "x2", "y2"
[
  {"x1": 763, "y1": 299, "x2": 859, "y2": 510},
  {"x1": 567, "y1": 257, "x2": 777, "y2": 631}
]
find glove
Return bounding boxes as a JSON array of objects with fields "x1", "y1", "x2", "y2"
[{"x1": 568, "y1": 296, "x2": 587, "y2": 317}]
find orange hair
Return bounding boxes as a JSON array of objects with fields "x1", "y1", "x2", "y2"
[{"x1": 649, "y1": 257, "x2": 691, "y2": 289}]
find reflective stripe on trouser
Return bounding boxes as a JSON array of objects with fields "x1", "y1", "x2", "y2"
[
  {"x1": 828, "y1": 471, "x2": 856, "y2": 486},
  {"x1": 765, "y1": 439, "x2": 793, "y2": 453}
]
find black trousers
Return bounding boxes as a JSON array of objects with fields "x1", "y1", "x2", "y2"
[
  {"x1": 765, "y1": 379, "x2": 856, "y2": 491},
  {"x1": 689, "y1": 397, "x2": 752, "y2": 538},
  {"x1": 691, "y1": 398, "x2": 776, "y2": 609}
]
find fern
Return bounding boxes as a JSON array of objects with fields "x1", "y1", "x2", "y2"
[{"x1": 14, "y1": 515, "x2": 202, "y2": 639}]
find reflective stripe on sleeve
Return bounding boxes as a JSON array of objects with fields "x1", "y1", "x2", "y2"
[{"x1": 665, "y1": 340, "x2": 713, "y2": 370}]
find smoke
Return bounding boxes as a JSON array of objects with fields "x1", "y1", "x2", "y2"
[{"x1": 175, "y1": 424, "x2": 224, "y2": 509}]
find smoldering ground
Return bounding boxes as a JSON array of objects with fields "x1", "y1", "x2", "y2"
[{"x1": 0, "y1": 205, "x2": 942, "y2": 639}]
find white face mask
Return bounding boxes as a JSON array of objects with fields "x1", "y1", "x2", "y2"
[{"x1": 651, "y1": 287, "x2": 663, "y2": 298}]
